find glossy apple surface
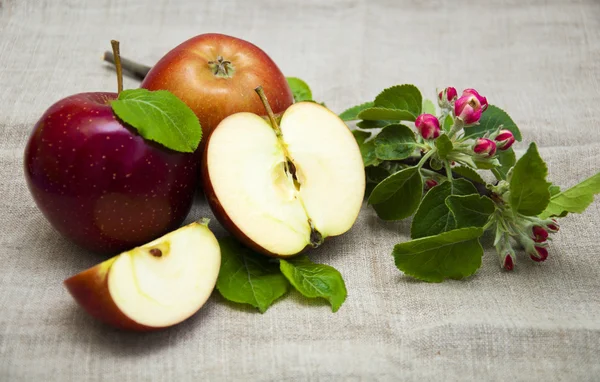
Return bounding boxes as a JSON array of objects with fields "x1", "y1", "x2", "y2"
[
  {"x1": 24, "y1": 92, "x2": 197, "y2": 254},
  {"x1": 202, "y1": 102, "x2": 365, "y2": 257},
  {"x1": 141, "y1": 33, "x2": 294, "y2": 148},
  {"x1": 64, "y1": 222, "x2": 221, "y2": 331}
]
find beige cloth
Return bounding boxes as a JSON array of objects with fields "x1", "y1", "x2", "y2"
[{"x1": 1, "y1": 0, "x2": 599, "y2": 380}]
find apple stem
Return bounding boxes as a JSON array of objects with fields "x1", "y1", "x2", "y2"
[
  {"x1": 254, "y1": 86, "x2": 283, "y2": 138},
  {"x1": 110, "y1": 40, "x2": 124, "y2": 95},
  {"x1": 103, "y1": 51, "x2": 151, "y2": 81}
]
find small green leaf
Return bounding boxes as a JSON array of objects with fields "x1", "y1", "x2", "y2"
[
  {"x1": 393, "y1": 227, "x2": 484, "y2": 282},
  {"x1": 358, "y1": 107, "x2": 418, "y2": 122},
  {"x1": 368, "y1": 167, "x2": 422, "y2": 221},
  {"x1": 443, "y1": 115, "x2": 454, "y2": 133},
  {"x1": 279, "y1": 256, "x2": 347, "y2": 312},
  {"x1": 495, "y1": 148, "x2": 516, "y2": 180},
  {"x1": 111, "y1": 89, "x2": 202, "y2": 153},
  {"x1": 452, "y1": 166, "x2": 486, "y2": 184},
  {"x1": 374, "y1": 124, "x2": 417, "y2": 160},
  {"x1": 510, "y1": 142, "x2": 551, "y2": 216},
  {"x1": 474, "y1": 158, "x2": 500, "y2": 169},
  {"x1": 435, "y1": 134, "x2": 453, "y2": 159},
  {"x1": 549, "y1": 185, "x2": 562, "y2": 196},
  {"x1": 373, "y1": 84, "x2": 422, "y2": 118},
  {"x1": 352, "y1": 130, "x2": 380, "y2": 167},
  {"x1": 339, "y1": 102, "x2": 374, "y2": 121},
  {"x1": 286, "y1": 77, "x2": 312, "y2": 102},
  {"x1": 411, "y1": 179, "x2": 478, "y2": 238},
  {"x1": 540, "y1": 173, "x2": 600, "y2": 219},
  {"x1": 446, "y1": 195, "x2": 495, "y2": 228},
  {"x1": 464, "y1": 105, "x2": 522, "y2": 141},
  {"x1": 356, "y1": 120, "x2": 395, "y2": 129},
  {"x1": 422, "y1": 99, "x2": 436, "y2": 115},
  {"x1": 216, "y1": 237, "x2": 289, "y2": 313}
]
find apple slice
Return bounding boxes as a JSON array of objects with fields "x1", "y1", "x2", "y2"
[
  {"x1": 64, "y1": 221, "x2": 220, "y2": 331},
  {"x1": 202, "y1": 89, "x2": 365, "y2": 257}
]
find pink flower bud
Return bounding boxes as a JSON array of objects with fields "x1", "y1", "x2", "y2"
[
  {"x1": 424, "y1": 179, "x2": 438, "y2": 191},
  {"x1": 530, "y1": 246, "x2": 548, "y2": 262},
  {"x1": 503, "y1": 254, "x2": 514, "y2": 271},
  {"x1": 454, "y1": 95, "x2": 483, "y2": 125},
  {"x1": 547, "y1": 221, "x2": 560, "y2": 233},
  {"x1": 462, "y1": 88, "x2": 488, "y2": 111},
  {"x1": 494, "y1": 129, "x2": 515, "y2": 150},
  {"x1": 415, "y1": 114, "x2": 441, "y2": 140},
  {"x1": 438, "y1": 87, "x2": 458, "y2": 102},
  {"x1": 473, "y1": 138, "x2": 497, "y2": 157},
  {"x1": 531, "y1": 226, "x2": 548, "y2": 243}
]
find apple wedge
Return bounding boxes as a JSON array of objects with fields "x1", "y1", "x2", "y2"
[
  {"x1": 64, "y1": 221, "x2": 220, "y2": 331},
  {"x1": 202, "y1": 88, "x2": 365, "y2": 257}
]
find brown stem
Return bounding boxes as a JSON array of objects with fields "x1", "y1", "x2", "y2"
[
  {"x1": 110, "y1": 41, "x2": 123, "y2": 94},
  {"x1": 104, "y1": 51, "x2": 152, "y2": 81},
  {"x1": 254, "y1": 86, "x2": 283, "y2": 138},
  {"x1": 397, "y1": 157, "x2": 492, "y2": 197}
]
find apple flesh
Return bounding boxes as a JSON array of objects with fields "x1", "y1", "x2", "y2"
[
  {"x1": 24, "y1": 92, "x2": 198, "y2": 253},
  {"x1": 141, "y1": 33, "x2": 294, "y2": 148},
  {"x1": 202, "y1": 102, "x2": 365, "y2": 257},
  {"x1": 64, "y1": 222, "x2": 220, "y2": 331}
]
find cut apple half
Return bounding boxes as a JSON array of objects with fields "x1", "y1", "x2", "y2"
[
  {"x1": 64, "y1": 221, "x2": 221, "y2": 331},
  {"x1": 202, "y1": 89, "x2": 365, "y2": 257}
]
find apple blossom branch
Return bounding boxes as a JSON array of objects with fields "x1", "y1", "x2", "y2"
[{"x1": 104, "y1": 52, "x2": 151, "y2": 80}]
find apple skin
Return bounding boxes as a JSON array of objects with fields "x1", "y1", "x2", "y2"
[
  {"x1": 24, "y1": 92, "x2": 197, "y2": 254},
  {"x1": 64, "y1": 257, "x2": 155, "y2": 331},
  {"x1": 140, "y1": 33, "x2": 294, "y2": 150}
]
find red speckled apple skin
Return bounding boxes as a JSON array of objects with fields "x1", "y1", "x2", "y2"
[{"x1": 24, "y1": 92, "x2": 197, "y2": 254}]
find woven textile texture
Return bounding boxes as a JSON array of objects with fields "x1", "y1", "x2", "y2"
[{"x1": 1, "y1": 0, "x2": 599, "y2": 380}]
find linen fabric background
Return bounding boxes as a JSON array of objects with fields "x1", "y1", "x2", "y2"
[{"x1": 1, "y1": 0, "x2": 599, "y2": 380}]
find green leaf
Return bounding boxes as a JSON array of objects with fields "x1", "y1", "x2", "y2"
[
  {"x1": 111, "y1": 89, "x2": 202, "y2": 153},
  {"x1": 446, "y1": 195, "x2": 495, "y2": 228},
  {"x1": 373, "y1": 84, "x2": 422, "y2": 118},
  {"x1": 411, "y1": 179, "x2": 478, "y2": 238},
  {"x1": 358, "y1": 107, "x2": 418, "y2": 122},
  {"x1": 286, "y1": 77, "x2": 312, "y2": 102},
  {"x1": 356, "y1": 120, "x2": 395, "y2": 129},
  {"x1": 365, "y1": 165, "x2": 392, "y2": 198},
  {"x1": 279, "y1": 256, "x2": 347, "y2": 312},
  {"x1": 453, "y1": 166, "x2": 486, "y2": 184},
  {"x1": 540, "y1": 173, "x2": 600, "y2": 219},
  {"x1": 368, "y1": 167, "x2": 422, "y2": 221},
  {"x1": 393, "y1": 227, "x2": 484, "y2": 282},
  {"x1": 463, "y1": 105, "x2": 522, "y2": 141},
  {"x1": 216, "y1": 237, "x2": 289, "y2": 313},
  {"x1": 495, "y1": 147, "x2": 516, "y2": 180},
  {"x1": 549, "y1": 185, "x2": 561, "y2": 196},
  {"x1": 374, "y1": 124, "x2": 417, "y2": 160},
  {"x1": 474, "y1": 158, "x2": 500, "y2": 169},
  {"x1": 509, "y1": 142, "x2": 551, "y2": 216},
  {"x1": 435, "y1": 134, "x2": 453, "y2": 159},
  {"x1": 443, "y1": 115, "x2": 454, "y2": 133},
  {"x1": 339, "y1": 102, "x2": 374, "y2": 121},
  {"x1": 422, "y1": 99, "x2": 436, "y2": 115},
  {"x1": 352, "y1": 130, "x2": 380, "y2": 167}
]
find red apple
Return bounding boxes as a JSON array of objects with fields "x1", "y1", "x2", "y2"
[
  {"x1": 24, "y1": 92, "x2": 198, "y2": 254},
  {"x1": 141, "y1": 33, "x2": 294, "y2": 148},
  {"x1": 64, "y1": 222, "x2": 221, "y2": 331}
]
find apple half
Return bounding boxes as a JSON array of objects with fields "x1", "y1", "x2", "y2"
[
  {"x1": 202, "y1": 98, "x2": 365, "y2": 257},
  {"x1": 64, "y1": 221, "x2": 220, "y2": 331}
]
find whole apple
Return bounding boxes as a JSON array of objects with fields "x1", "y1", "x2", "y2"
[
  {"x1": 24, "y1": 92, "x2": 198, "y2": 254},
  {"x1": 141, "y1": 33, "x2": 294, "y2": 147}
]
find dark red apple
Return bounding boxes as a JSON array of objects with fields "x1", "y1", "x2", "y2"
[
  {"x1": 24, "y1": 92, "x2": 197, "y2": 254},
  {"x1": 141, "y1": 33, "x2": 294, "y2": 149}
]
